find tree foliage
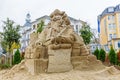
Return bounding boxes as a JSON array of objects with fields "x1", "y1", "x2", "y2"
[
  {"x1": 0, "y1": 18, "x2": 21, "y2": 66},
  {"x1": 0, "y1": 18, "x2": 21, "y2": 53},
  {"x1": 13, "y1": 49, "x2": 21, "y2": 64},
  {"x1": 98, "y1": 49, "x2": 106, "y2": 62},
  {"x1": 109, "y1": 46, "x2": 117, "y2": 65},
  {"x1": 11, "y1": 42, "x2": 20, "y2": 52},
  {"x1": 80, "y1": 24, "x2": 93, "y2": 45},
  {"x1": 37, "y1": 20, "x2": 45, "y2": 33},
  {"x1": 93, "y1": 48, "x2": 99, "y2": 59}
]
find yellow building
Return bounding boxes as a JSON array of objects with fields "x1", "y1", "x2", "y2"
[{"x1": 98, "y1": 4, "x2": 120, "y2": 51}]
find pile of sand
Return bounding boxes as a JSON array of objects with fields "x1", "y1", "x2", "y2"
[
  {"x1": 0, "y1": 60, "x2": 120, "y2": 80},
  {"x1": 0, "y1": 67, "x2": 120, "y2": 80}
]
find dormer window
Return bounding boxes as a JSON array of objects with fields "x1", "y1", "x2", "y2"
[{"x1": 108, "y1": 7, "x2": 114, "y2": 12}]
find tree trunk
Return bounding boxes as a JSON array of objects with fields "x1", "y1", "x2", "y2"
[
  {"x1": 8, "y1": 52, "x2": 12, "y2": 66},
  {"x1": 10, "y1": 54, "x2": 12, "y2": 66}
]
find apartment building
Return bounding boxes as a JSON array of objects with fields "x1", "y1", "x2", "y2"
[{"x1": 98, "y1": 4, "x2": 120, "y2": 51}]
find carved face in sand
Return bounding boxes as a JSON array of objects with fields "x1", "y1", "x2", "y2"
[{"x1": 50, "y1": 9, "x2": 66, "y2": 27}]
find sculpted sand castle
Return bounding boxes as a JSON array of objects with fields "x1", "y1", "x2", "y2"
[{"x1": 24, "y1": 9, "x2": 104, "y2": 74}]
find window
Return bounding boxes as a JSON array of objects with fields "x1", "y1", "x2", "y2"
[
  {"x1": 108, "y1": 23, "x2": 116, "y2": 30},
  {"x1": 114, "y1": 41, "x2": 118, "y2": 50},
  {"x1": 104, "y1": 45, "x2": 109, "y2": 51},
  {"x1": 112, "y1": 23, "x2": 116, "y2": 29},
  {"x1": 109, "y1": 34, "x2": 112, "y2": 40},
  {"x1": 108, "y1": 7, "x2": 114, "y2": 12},
  {"x1": 118, "y1": 41, "x2": 120, "y2": 48},
  {"x1": 108, "y1": 15, "x2": 114, "y2": 21},
  {"x1": 76, "y1": 25, "x2": 78, "y2": 33},
  {"x1": 114, "y1": 41, "x2": 120, "y2": 50},
  {"x1": 111, "y1": 15, "x2": 115, "y2": 20},
  {"x1": 113, "y1": 33, "x2": 117, "y2": 38},
  {"x1": 108, "y1": 24, "x2": 111, "y2": 29}
]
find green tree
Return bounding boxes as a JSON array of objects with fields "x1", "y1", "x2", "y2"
[
  {"x1": 13, "y1": 49, "x2": 21, "y2": 64},
  {"x1": 109, "y1": 46, "x2": 117, "y2": 65},
  {"x1": 37, "y1": 20, "x2": 45, "y2": 33},
  {"x1": 0, "y1": 18, "x2": 21, "y2": 66},
  {"x1": 98, "y1": 49, "x2": 106, "y2": 62},
  {"x1": 93, "y1": 48, "x2": 99, "y2": 59},
  {"x1": 80, "y1": 24, "x2": 93, "y2": 45}
]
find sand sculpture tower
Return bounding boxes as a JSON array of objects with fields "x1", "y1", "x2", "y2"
[{"x1": 24, "y1": 9, "x2": 103, "y2": 75}]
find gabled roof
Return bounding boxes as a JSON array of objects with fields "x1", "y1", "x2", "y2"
[
  {"x1": 31, "y1": 15, "x2": 86, "y2": 24},
  {"x1": 98, "y1": 4, "x2": 120, "y2": 20},
  {"x1": 36, "y1": 15, "x2": 50, "y2": 20}
]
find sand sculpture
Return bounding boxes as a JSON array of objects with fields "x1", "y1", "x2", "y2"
[
  {"x1": 24, "y1": 9, "x2": 104, "y2": 75},
  {"x1": 1, "y1": 9, "x2": 120, "y2": 80}
]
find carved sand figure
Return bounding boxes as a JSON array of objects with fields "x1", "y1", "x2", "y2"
[
  {"x1": 25, "y1": 9, "x2": 89, "y2": 59},
  {"x1": 24, "y1": 9, "x2": 104, "y2": 74}
]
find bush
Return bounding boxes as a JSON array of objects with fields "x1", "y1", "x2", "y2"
[
  {"x1": 13, "y1": 49, "x2": 21, "y2": 65},
  {"x1": 0, "y1": 63, "x2": 11, "y2": 69},
  {"x1": 93, "y1": 48, "x2": 99, "y2": 59},
  {"x1": 109, "y1": 46, "x2": 117, "y2": 65},
  {"x1": 98, "y1": 49, "x2": 106, "y2": 62}
]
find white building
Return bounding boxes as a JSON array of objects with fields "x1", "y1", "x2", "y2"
[
  {"x1": 31, "y1": 15, "x2": 50, "y2": 33},
  {"x1": 20, "y1": 13, "x2": 32, "y2": 52},
  {"x1": 89, "y1": 29, "x2": 102, "y2": 53},
  {"x1": 68, "y1": 17, "x2": 86, "y2": 34}
]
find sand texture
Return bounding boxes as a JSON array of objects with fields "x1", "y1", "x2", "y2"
[{"x1": 0, "y1": 60, "x2": 120, "y2": 80}]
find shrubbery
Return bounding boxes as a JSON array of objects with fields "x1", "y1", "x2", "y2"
[
  {"x1": 108, "y1": 46, "x2": 117, "y2": 65},
  {"x1": 98, "y1": 49, "x2": 106, "y2": 62},
  {"x1": 0, "y1": 63, "x2": 11, "y2": 69},
  {"x1": 13, "y1": 49, "x2": 21, "y2": 65},
  {"x1": 92, "y1": 47, "x2": 120, "y2": 66},
  {"x1": 93, "y1": 48, "x2": 99, "y2": 59}
]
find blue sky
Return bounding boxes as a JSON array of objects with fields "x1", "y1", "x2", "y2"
[{"x1": 0, "y1": 0, "x2": 120, "y2": 31}]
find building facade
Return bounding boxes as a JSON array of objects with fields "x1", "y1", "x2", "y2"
[
  {"x1": 98, "y1": 4, "x2": 120, "y2": 51},
  {"x1": 20, "y1": 13, "x2": 32, "y2": 52}
]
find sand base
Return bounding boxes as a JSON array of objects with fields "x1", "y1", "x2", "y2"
[
  {"x1": 1, "y1": 59, "x2": 120, "y2": 80},
  {"x1": 0, "y1": 66, "x2": 120, "y2": 80}
]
